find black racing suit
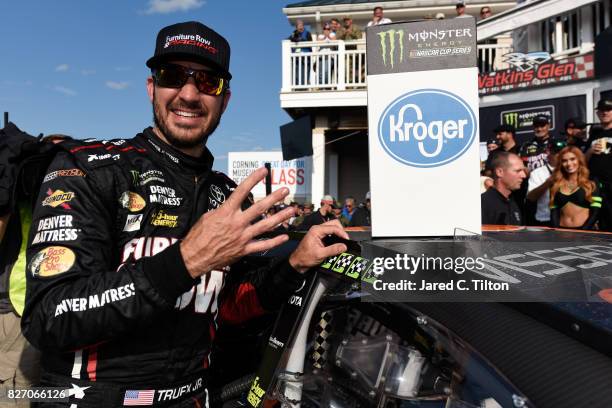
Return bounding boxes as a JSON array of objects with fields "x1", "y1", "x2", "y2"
[{"x1": 22, "y1": 128, "x2": 303, "y2": 407}]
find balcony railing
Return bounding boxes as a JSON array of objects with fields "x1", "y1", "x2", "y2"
[
  {"x1": 281, "y1": 39, "x2": 514, "y2": 93},
  {"x1": 281, "y1": 39, "x2": 367, "y2": 92}
]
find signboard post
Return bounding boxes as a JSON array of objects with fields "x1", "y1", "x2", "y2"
[
  {"x1": 228, "y1": 152, "x2": 312, "y2": 201},
  {"x1": 367, "y1": 19, "x2": 481, "y2": 237}
]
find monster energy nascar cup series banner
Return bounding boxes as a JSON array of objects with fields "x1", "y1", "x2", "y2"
[{"x1": 366, "y1": 19, "x2": 481, "y2": 237}]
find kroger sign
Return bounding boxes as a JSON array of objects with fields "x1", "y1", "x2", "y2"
[{"x1": 377, "y1": 89, "x2": 476, "y2": 167}]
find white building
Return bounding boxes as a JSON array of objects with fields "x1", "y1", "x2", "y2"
[{"x1": 280, "y1": 0, "x2": 612, "y2": 203}]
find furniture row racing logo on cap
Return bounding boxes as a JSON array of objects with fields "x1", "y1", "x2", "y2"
[
  {"x1": 377, "y1": 89, "x2": 476, "y2": 167},
  {"x1": 28, "y1": 246, "x2": 76, "y2": 277},
  {"x1": 164, "y1": 33, "x2": 218, "y2": 54}
]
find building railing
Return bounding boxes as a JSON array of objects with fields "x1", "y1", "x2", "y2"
[
  {"x1": 477, "y1": 41, "x2": 514, "y2": 72},
  {"x1": 281, "y1": 39, "x2": 514, "y2": 92},
  {"x1": 281, "y1": 40, "x2": 367, "y2": 92}
]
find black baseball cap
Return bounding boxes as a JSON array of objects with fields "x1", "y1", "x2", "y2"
[
  {"x1": 493, "y1": 124, "x2": 515, "y2": 134},
  {"x1": 147, "y1": 21, "x2": 232, "y2": 79},
  {"x1": 564, "y1": 117, "x2": 587, "y2": 129},
  {"x1": 596, "y1": 98, "x2": 612, "y2": 111},
  {"x1": 533, "y1": 115, "x2": 550, "y2": 125}
]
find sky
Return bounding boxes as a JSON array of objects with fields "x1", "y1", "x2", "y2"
[{"x1": 0, "y1": 0, "x2": 303, "y2": 172}]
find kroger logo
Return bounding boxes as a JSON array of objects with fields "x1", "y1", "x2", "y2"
[{"x1": 377, "y1": 89, "x2": 476, "y2": 167}]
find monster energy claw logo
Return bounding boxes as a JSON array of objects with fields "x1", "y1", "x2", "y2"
[
  {"x1": 503, "y1": 112, "x2": 518, "y2": 127},
  {"x1": 378, "y1": 29, "x2": 404, "y2": 68}
]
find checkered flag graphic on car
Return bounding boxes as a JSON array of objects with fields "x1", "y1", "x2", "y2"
[
  {"x1": 312, "y1": 311, "x2": 333, "y2": 369},
  {"x1": 321, "y1": 255, "x2": 339, "y2": 270},
  {"x1": 332, "y1": 254, "x2": 354, "y2": 274},
  {"x1": 344, "y1": 256, "x2": 369, "y2": 279}
]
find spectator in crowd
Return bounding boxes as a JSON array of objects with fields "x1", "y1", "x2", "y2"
[
  {"x1": 288, "y1": 201, "x2": 301, "y2": 227},
  {"x1": 481, "y1": 152, "x2": 526, "y2": 225},
  {"x1": 550, "y1": 146, "x2": 601, "y2": 229},
  {"x1": 519, "y1": 115, "x2": 553, "y2": 172},
  {"x1": 478, "y1": 6, "x2": 495, "y2": 71},
  {"x1": 490, "y1": 124, "x2": 519, "y2": 154},
  {"x1": 435, "y1": 13, "x2": 446, "y2": 20},
  {"x1": 350, "y1": 192, "x2": 371, "y2": 227},
  {"x1": 341, "y1": 197, "x2": 356, "y2": 221},
  {"x1": 486, "y1": 138, "x2": 500, "y2": 153},
  {"x1": 340, "y1": 16, "x2": 362, "y2": 40},
  {"x1": 455, "y1": 2, "x2": 471, "y2": 18},
  {"x1": 330, "y1": 18, "x2": 342, "y2": 38},
  {"x1": 526, "y1": 139, "x2": 566, "y2": 226},
  {"x1": 479, "y1": 6, "x2": 492, "y2": 20},
  {"x1": 586, "y1": 98, "x2": 612, "y2": 230},
  {"x1": 289, "y1": 20, "x2": 313, "y2": 86},
  {"x1": 316, "y1": 22, "x2": 336, "y2": 86},
  {"x1": 367, "y1": 6, "x2": 392, "y2": 27},
  {"x1": 291, "y1": 203, "x2": 311, "y2": 229},
  {"x1": 333, "y1": 203, "x2": 350, "y2": 227},
  {"x1": 563, "y1": 117, "x2": 589, "y2": 152},
  {"x1": 298, "y1": 195, "x2": 337, "y2": 230},
  {"x1": 303, "y1": 202, "x2": 314, "y2": 216}
]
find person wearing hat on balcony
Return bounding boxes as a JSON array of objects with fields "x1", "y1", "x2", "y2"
[
  {"x1": 455, "y1": 2, "x2": 472, "y2": 18},
  {"x1": 586, "y1": 98, "x2": 612, "y2": 230},
  {"x1": 519, "y1": 114, "x2": 554, "y2": 172},
  {"x1": 339, "y1": 16, "x2": 362, "y2": 41},
  {"x1": 298, "y1": 194, "x2": 337, "y2": 231},
  {"x1": 21, "y1": 21, "x2": 348, "y2": 407}
]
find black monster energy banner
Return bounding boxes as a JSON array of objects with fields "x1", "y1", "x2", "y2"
[
  {"x1": 367, "y1": 18, "x2": 477, "y2": 75},
  {"x1": 479, "y1": 95, "x2": 586, "y2": 144}
]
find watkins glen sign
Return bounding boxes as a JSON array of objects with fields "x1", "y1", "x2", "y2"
[{"x1": 479, "y1": 52, "x2": 594, "y2": 96}]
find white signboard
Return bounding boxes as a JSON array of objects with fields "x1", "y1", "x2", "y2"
[
  {"x1": 367, "y1": 19, "x2": 481, "y2": 237},
  {"x1": 228, "y1": 151, "x2": 312, "y2": 200}
]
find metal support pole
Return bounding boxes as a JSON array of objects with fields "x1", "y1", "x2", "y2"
[{"x1": 265, "y1": 162, "x2": 272, "y2": 196}]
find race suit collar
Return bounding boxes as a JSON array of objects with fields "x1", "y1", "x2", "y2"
[{"x1": 141, "y1": 127, "x2": 214, "y2": 175}]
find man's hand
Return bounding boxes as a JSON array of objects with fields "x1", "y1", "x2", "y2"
[
  {"x1": 180, "y1": 168, "x2": 295, "y2": 278},
  {"x1": 289, "y1": 220, "x2": 349, "y2": 273},
  {"x1": 591, "y1": 139, "x2": 605, "y2": 155}
]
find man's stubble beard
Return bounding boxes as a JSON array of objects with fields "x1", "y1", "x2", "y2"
[{"x1": 152, "y1": 90, "x2": 222, "y2": 149}]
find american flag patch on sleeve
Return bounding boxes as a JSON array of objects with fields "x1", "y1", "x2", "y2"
[{"x1": 123, "y1": 390, "x2": 155, "y2": 406}]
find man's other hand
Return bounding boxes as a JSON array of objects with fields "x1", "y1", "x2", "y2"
[
  {"x1": 180, "y1": 167, "x2": 295, "y2": 278},
  {"x1": 289, "y1": 220, "x2": 349, "y2": 273}
]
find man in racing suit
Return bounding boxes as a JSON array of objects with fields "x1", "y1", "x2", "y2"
[{"x1": 21, "y1": 21, "x2": 348, "y2": 408}]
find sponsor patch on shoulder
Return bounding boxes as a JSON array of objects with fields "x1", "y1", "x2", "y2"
[
  {"x1": 42, "y1": 189, "x2": 75, "y2": 209},
  {"x1": 43, "y1": 168, "x2": 86, "y2": 183},
  {"x1": 119, "y1": 192, "x2": 146, "y2": 212},
  {"x1": 123, "y1": 214, "x2": 143, "y2": 232},
  {"x1": 28, "y1": 246, "x2": 76, "y2": 277}
]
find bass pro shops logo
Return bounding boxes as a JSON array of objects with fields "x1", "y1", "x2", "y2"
[
  {"x1": 377, "y1": 89, "x2": 476, "y2": 167},
  {"x1": 377, "y1": 29, "x2": 404, "y2": 68}
]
